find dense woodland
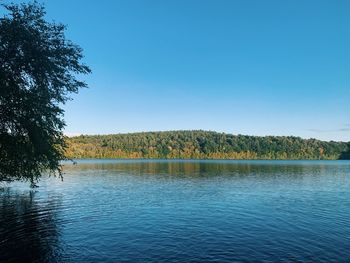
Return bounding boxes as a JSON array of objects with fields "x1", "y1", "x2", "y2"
[{"x1": 65, "y1": 131, "x2": 350, "y2": 160}]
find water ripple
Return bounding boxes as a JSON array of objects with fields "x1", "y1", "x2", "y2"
[{"x1": 1, "y1": 160, "x2": 350, "y2": 262}]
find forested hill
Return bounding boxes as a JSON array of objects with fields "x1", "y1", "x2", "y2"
[{"x1": 65, "y1": 130, "x2": 350, "y2": 160}]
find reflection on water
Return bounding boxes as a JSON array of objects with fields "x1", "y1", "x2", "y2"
[
  {"x1": 1, "y1": 160, "x2": 350, "y2": 262},
  {"x1": 63, "y1": 159, "x2": 332, "y2": 178},
  {"x1": 0, "y1": 188, "x2": 63, "y2": 263}
]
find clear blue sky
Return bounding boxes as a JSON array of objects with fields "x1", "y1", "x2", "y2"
[{"x1": 3, "y1": 1, "x2": 350, "y2": 141}]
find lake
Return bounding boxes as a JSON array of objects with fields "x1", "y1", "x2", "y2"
[{"x1": 1, "y1": 159, "x2": 350, "y2": 262}]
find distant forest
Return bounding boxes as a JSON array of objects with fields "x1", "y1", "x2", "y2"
[{"x1": 65, "y1": 130, "x2": 350, "y2": 160}]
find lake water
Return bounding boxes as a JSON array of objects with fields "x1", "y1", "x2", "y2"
[{"x1": 1, "y1": 159, "x2": 350, "y2": 262}]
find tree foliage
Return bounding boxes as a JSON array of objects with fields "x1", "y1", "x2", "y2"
[
  {"x1": 66, "y1": 130, "x2": 350, "y2": 160},
  {"x1": 339, "y1": 143, "x2": 350, "y2": 160},
  {"x1": 0, "y1": 2, "x2": 90, "y2": 183}
]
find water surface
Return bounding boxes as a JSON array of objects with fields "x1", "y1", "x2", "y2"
[{"x1": 1, "y1": 160, "x2": 350, "y2": 262}]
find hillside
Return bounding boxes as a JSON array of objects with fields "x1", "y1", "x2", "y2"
[{"x1": 65, "y1": 130, "x2": 350, "y2": 160}]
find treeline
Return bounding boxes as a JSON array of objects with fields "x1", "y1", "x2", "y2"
[{"x1": 65, "y1": 130, "x2": 350, "y2": 160}]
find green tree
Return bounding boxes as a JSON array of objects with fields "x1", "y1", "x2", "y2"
[
  {"x1": 340, "y1": 143, "x2": 350, "y2": 160},
  {"x1": 65, "y1": 130, "x2": 350, "y2": 160},
  {"x1": 0, "y1": 2, "x2": 90, "y2": 184}
]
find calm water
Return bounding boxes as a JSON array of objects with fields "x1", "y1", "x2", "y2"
[{"x1": 1, "y1": 160, "x2": 350, "y2": 262}]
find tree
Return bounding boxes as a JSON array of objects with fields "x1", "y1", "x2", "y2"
[
  {"x1": 0, "y1": 2, "x2": 91, "y2": 184},
  {"x1": 340, "y1": 143, "x2": 350, "y2": 160}
]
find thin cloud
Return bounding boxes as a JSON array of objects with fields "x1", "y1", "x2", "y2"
[
  {"x1": 307, "y1": 127, "x2": 350, "y2": 133},
  {"x1": 64, "y1": 132, "x2": 82, "y2": 137},
  {"x1": 307, "y1": 129, "x2": 327, "y2": 133}
]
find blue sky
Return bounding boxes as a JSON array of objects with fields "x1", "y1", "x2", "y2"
[{"x1": 3, "y1": 0, "x2": 350, "y2": 141}]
